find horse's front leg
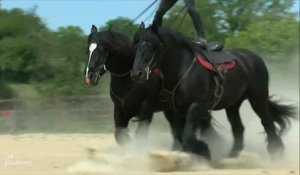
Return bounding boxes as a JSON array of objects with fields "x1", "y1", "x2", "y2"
[
  {"x1": 182, "y1": 103, "x2": 211, "y2": 160},
  {"x1": 114, "y1": 105, "x2": 131, "y2": 146},
  {"x1": 163, "y1": 109, "x2": 186, "y2": 150},
  {"x1": 135, "y1": 102, "x2": 154, "y2": 141}
]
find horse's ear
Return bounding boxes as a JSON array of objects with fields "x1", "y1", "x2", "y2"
[
  {"x1": 139, "y1": 22, "x2": 145, "y2": 30},
  {"x1": 91, "y1": 25, "x2": 97, "y2": 33}
]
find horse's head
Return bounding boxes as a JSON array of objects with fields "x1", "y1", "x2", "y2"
[
  {"x1": 84, "y1": 25, "x2": 108, "y2": 86},
  {"x1": 84, "y1": 25, "x2": 133, "y2": 86},
  {"x1": 131, "y1": 23, "x2": 163, "y2": 83}
]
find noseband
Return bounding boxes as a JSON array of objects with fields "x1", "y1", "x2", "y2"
[
  {"x1": 94, "y1": 51, "x2": 109, "y2": 78},
  {"x1": 145, "y1": 54, "x2": 157, "y2": 79},
  {"x1": 138, "y1": 41, "x2": 158, "y2": 80}
]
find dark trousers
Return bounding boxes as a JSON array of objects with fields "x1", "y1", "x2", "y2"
[{"x1": 153, "y1": 0, "x2": 205, "y2": 38}]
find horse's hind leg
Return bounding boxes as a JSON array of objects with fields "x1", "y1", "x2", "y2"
[
  {"x1": 182, "y1": 103, "x2": 211, "y2": 160},
  {"x1": 225, "y1": 100, "x2": 245, "y2": 157},
  {"x1": 248, "y1": 92, "x2": 284, "y2": 159}
]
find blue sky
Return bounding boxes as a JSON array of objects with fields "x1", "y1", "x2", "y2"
[
  {"x1": 1, "y1": 0, "x2": 156, "y2": 34},
  {"x1": 2, "y1": 0, "x2": 299, "y2": 34}
]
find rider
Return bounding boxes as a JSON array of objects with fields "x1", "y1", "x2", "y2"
[{"x1": 152, "y1": 0, "x2": 207, "y2": 49}]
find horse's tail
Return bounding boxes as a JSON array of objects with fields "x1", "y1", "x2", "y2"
[{"x1": 268, "y1": 97, "x2": 297, "y2": 135}]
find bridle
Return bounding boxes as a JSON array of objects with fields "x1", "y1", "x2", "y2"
[
  {"x1": 94, "y1": 51, "x2": 109, "y2": 78},
  {"x1": 137, "y1": 41, "x2": 159, "y2": 80},
  {"x1": 91, "y1": 50, "x2": 131, "y2": 78},
  {"x1": 145, "y1": 54, "x2": 157, "y2": 80}
]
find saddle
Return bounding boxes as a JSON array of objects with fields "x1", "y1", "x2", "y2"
[
  {"x1": 197, "y1": 47, "x2": 237, "y2": 72},
  {"x1": 195, "y1": 41, "x2": 237, "y2": 71},
  {"x1": 195, "y1": 42, "x2": 237, "y2": 110}
]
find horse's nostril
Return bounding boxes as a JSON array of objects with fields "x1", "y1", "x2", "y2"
[{"x1": 88, "y1": 72, "x2": 94, "y2": 79}]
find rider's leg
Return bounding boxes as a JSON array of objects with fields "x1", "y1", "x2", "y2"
[
  {"x1": 183, "y1": 0, "x2": 207, "y2": 47},
  {"x1": 152, "y1": 0, "x2": 177, "y2": 31}
]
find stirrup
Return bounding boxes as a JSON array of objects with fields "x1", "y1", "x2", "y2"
[
  {"x1": 195, "y1": 41, "x2": 207, "y2": 50},
  {"x1": 208, "y1": 42, "x2": 224, "y2": 51}
]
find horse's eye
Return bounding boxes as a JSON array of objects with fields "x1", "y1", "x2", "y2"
[
  {"x1": 98, "y1": 46, "x2": 104, "y2": 52},
  {"x1": 145, "y1": 42, "x2": 153, "y2": 49}
]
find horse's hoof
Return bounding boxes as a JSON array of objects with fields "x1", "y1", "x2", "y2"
[
  {"x1": 228, "y1": 150, "x2": 240, "y2": 158},
  {"x1": 267, "y1": 139, "x2": 284, "y2": 160},
  {"x1": 171, "y1": 140, "x2": 182, "y2": 151},
  {"x1": 183, "y1": 140, "x2": 211, "y2": 161},
  {"x1": 114, "y1": 130, "x2": 131, "y2": 146},
  {"x1": 269, "y1": 147, "x2": 284, "y2": 161}
]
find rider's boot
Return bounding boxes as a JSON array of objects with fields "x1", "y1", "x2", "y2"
[{"x1": 196, "y1": 37, "x2": 207, "y2": 50}]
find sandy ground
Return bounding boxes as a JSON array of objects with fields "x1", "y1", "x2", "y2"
[{"x1": 0, "y1": 132, "x2": 298, "y2": 175}]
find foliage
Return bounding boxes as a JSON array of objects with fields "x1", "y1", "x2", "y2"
[
  {"x1": 226, "y1": 16, "x2": 299, "y2": 62},
  {"x1": 0, "y1": 8, "x2": 102, "y2": 96},
  {"x1": 99, "y1": 17, "x2": 139, "y2": 37},
  {"x1": 0, "y1": 82, "x2": 14, "y2": 99},
  {"x1": 212, "y1": 0, "x2": 295, "y2": 34},
  {"x1": 0, "y1": 81, "x2": 16, "y2": 109},
  {"x1": 164, "y1": 0, "x2": 298, "y2": 41},
  {"x1": 0, "y1": 8, "x2": 47, "y2": 82},
  {"x1": 32, "y1": 26, "x2": 105, "y2": 96}
]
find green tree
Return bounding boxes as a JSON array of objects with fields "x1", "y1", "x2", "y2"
[
  {"x1": 0, "y1": 82, "x2": 16, "y2": 109},
  {"x1": 0, "y1": 7, "x2": 103, "y2": 96},
  {"x1": 164, "y1": 0, "x2": 297, "y2": 40},
  {"x1": 226, "y1": 16, "x2": 299, "y2": 62},
  {"x1": 0, "y1": 8, "x2": 47, "y2": 83},
  {"x1": 212, "y1": 0, "x2": 295, "y2": 35},
  {"x1": 0, "y1": 8, "x2": 46, "y2": 38},
  {"x1": 100, "y1": 17, "x2": 139, "y2": 37}
]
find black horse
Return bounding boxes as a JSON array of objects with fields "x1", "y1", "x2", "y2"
[
  {"x1": 83, "y1": 25, "x2": 186, "y2": 147},
  {"x1": 131, "y1": 25, "x2": 295, "y2": 160}
]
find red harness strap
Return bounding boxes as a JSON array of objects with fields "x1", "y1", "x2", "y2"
[
  {"x1": 196, "y1": 54, "x2": 236, "y2": 72},
  {"x1": 152, "y1": 54, "x2": 235, "y2": 77},
  {"x1": 153, "y1": 68, "x2": 161, "y2": 77}
]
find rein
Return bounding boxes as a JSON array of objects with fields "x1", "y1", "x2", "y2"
[
  {"x1": 106, "y1": 53, "x2": 136, "y2": 115},
  {"x1": 110, "y1": 70, "x2": 131, "y2": 77},
  {"x1": 131, "y1": 0, "x2": 158, "y2": 24},
  {"x1": 94, "y1": 51, "x2": 109, "y2": 78},
  {"x1": 110, "y1": 80, "x2": 140, "y2": 116},
  {"x1": 161, "y1": 57, "x2": 197, "y2": 113},
  {"x1": 99, "y1": 51, "x2": 131, "y2": 78},
  {"x1": 156, "y1": 54, "x2": 225, "y2": 112}
]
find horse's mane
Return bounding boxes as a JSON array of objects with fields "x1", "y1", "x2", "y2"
[
  {"x1": 90, "y1": 31, "x2": 133, "y2": 57},
  {"x1": 155, "y1": 27, "x2": 197, "y2": 53}
]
